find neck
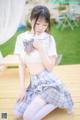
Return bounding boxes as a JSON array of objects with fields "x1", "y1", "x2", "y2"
[
  {"x1": 30, "y1": 29, "x2": 44, "y2": 36},
  {"x1": 31, "y1": 29, "x2": 35, "y2": 35}
]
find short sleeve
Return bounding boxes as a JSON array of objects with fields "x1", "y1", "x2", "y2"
[
  {"x1": 47, "y1": 36, "x2": 57, "y2": 57},
  {"x1": 14, "y1": 35, "x2": 24, "y2": 55}
]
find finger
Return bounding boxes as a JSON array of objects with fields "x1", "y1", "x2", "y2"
[
  {"x1": 23, "y1": 96, "x2": 27, "y2": 101},
  {"x1": 17, "y1": 98, "x2": 21, "y2": 103},
  {"x1": 16, "y1": 95, "x2": 24, "y2": 103}
]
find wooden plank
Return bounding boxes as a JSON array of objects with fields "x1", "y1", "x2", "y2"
[{"x1": 0, "y1": 65, "x2": 80, "y2": 120}]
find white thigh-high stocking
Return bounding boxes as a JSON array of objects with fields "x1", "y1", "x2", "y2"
[
  {"x1": 23, "y1": 95, "x2": 46, "y2": 120},
  {"x1": 32, "y1": 104, "x2": 57, "y2": 120}
]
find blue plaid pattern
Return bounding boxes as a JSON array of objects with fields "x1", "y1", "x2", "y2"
[{"x1": 14, "y1": 70, "x2": 73, "y2": 115}]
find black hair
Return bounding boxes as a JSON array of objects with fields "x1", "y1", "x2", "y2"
[{"x1": 30, "y1": 5, "x2": 51, "y2": 33}]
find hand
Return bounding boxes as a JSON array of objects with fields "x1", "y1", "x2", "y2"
[
  {"x1": 33, "y1": 40, "x2": 44, "y2": 51},
  {"x1": 17, "y1": 89, "x2": 27, "y2": 102},
  {"x1": 23, "y1": 40, "x2": 34, "y2": 54}
]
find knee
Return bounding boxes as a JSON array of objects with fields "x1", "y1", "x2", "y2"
[
  {"x1": 23, "y1": 112, "x2": 32, "y2": 120},
  {"x1": 14, "y1": 114, "x2": 23, "y2": 120}
]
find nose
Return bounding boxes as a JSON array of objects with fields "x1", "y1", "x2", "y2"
[
  {"x1": 39, "y1": 25, "x2": 42, "y2": 28},
  {"x1": 38, "y1": 25, "x2": 43, "y2": 31}
]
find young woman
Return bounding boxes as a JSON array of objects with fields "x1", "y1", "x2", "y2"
[{"x1": 14, "y1": 5, "x2": 73, "y2": 120}]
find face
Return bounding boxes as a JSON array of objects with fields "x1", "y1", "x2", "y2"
[{"x1": 31, "y1": 17, "x2": 48, "y2": 35}]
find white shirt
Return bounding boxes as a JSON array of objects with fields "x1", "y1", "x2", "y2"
[{"x1": 14, "y1": 31, "x2": 57, "y2": 63}]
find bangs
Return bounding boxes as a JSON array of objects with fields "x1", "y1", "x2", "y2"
[{"x1": 37, "y1": 14, "x2": 49, "y2": 23}]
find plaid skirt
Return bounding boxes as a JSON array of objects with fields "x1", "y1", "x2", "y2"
[{"x1": 14, "y1": 70, "x2": 73, "y2": 115}]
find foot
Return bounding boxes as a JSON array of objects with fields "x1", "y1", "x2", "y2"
[{"x1": 67, "y1": 109, "x2": 74, "y2": 114}]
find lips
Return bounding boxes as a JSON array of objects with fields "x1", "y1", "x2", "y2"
[{"x1": 36, "y1": 31, "x2": 42, "y2": 34}]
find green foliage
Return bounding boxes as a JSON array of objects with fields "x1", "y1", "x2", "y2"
[
  {"x1": 26, "y1": 20, "x2": 31, "y2": 30},
  {"x1": 58, "y1": 5, "x2": 66, "y2": 10},
  {"x1": 51, "y1": 22, "x2": 80, "y2": 64},
  {"x1": 0, "y1": 32, "x2": 22, "y2": 56}
]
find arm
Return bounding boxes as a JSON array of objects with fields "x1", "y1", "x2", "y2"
[
  {"x1": 19, "y1": 56, "x2": 26, "y2": 93},
  {"x1": 17, "y1": 56, "x2": 27, "y2": 101},
  {"x1": 38, "y1": 49, "x2": 57, "y2": 72},
  {"x1": 14, "y1": 34, "x2": 27, "y2": 100},
  {"x1": 33, "y1": 36, "x2": 57, "y2": 72}
]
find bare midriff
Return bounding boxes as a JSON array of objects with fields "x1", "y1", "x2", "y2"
[{"x1": 25, "y1": 62, "x2": 45, "y2": 75}]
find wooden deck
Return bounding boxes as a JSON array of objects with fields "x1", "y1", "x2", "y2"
[{"x1": 0, "y1": 64, "x2": 80, "y2": 120}]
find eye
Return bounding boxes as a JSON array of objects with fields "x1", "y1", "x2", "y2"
[
  {"x1": 43, "y1": 24, "x2": 47, "y2": 27},
  {"x1": 36, "y1": 22, "x2": 40, "y2": 25}
]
